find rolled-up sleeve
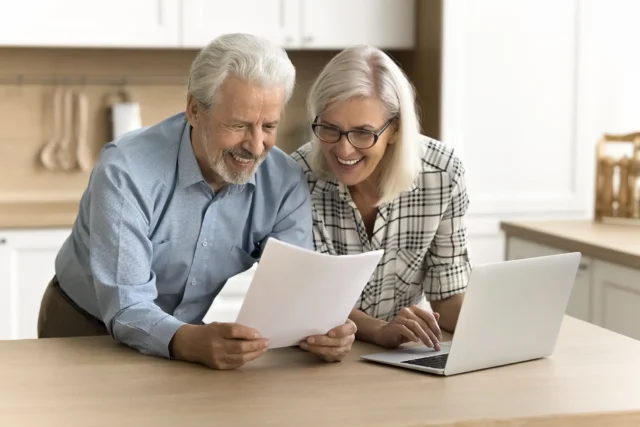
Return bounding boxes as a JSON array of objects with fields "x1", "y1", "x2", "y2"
[
  {"x1": 423, "y1": 167, "x2": 472, "y2": 301},
  {"x1": 88, "y1": 159, "x2": 185, "y2": 359}
]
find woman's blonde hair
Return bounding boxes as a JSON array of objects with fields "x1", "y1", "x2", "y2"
[{"x1": 307, "y1": 45, "x2": 422, "y2": 205}]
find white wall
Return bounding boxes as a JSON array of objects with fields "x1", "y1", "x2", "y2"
[{"x1": 441, "y1": 0, "x2": 640, "y2": 265}]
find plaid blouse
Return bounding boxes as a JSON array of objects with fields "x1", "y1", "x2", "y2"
[{"x1": 290, "y1": 136, "x2": 472, "y2": 321}]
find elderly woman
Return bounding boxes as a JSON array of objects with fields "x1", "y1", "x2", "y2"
[{"x1": 291, "y1": 45, "x2": 471, "y2": 353}]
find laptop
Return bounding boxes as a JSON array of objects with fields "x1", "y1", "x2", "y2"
[{"x1": 360, "y1": 252, "x2": 581, "y2": 376}]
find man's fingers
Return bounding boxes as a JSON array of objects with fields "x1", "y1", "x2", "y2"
[
  {"x1": 327, "y1": 321, "x2": 357, "y2": 338},
  {"x1": 304, "y1": 333, "x2": 354, "y2": 347},
  {"x1": 219, "y1": 323, "x2": 261, "y2": 340},
  {"x1": 223, "y1": 347, "x2": 268, "y2": 365},
  {"x1": 301, "y1": 342, "x2": 350, "y2": 359},
  {"x1": 225, "y1": 338, "x2": 270, "y2": 354}
]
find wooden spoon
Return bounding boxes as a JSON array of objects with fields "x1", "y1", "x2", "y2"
[
  {"x1": 75, "y1": 90, "x2": 91, "y2": 171},
  {"x1": 40, "y1": 86, "x2": 63, "y2": 171},
  {"x1": 56, "y1": 88, "x2": 77, "y2": 171}
]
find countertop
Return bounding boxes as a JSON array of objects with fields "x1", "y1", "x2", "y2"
[
  {"x1": 500, "y1": 219, "x2": 640, "y2": 270},
  {"x1": 0, "y1": 201, "x2": 78, "y2": 229},
  {"x1": 2, "y1": 316, "x2": 640, "y2": 426}
]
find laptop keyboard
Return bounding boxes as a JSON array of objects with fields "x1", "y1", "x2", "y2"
[{"x1": 402, "y1": 353, "x2": 449, "y2": 369}]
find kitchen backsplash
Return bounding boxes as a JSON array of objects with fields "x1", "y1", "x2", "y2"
[{"x1": 0, "y1": 47, "x2": 415, "y2": 207}]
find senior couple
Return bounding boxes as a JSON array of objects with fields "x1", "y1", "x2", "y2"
[{"x1": 37, "y1": 33, "x2": 471, "y2": 370}]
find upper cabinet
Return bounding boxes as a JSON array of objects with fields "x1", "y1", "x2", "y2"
[
  {"x1": 0, "y1": 0, "x2": 180, "y2": 48},
  {"x1": 181, "y1": 0, "x2": 297, "y2": 48},
  {"x1": 0, "y1": 0, "x2": 415, "y2": 50},
  {"x1": 299, "y1": 0, "x2": 415, "y2": 49}
]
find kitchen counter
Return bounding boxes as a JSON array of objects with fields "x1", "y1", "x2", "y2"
[
  {"x1": 2, "y1": 316, "x2": 640, "y2": 426},
  {"x1": 0, "y1": 201, "x2": 79, "y2": 229},
  {"x1": 501, "y1": 219, "x2": 640, "y2": 343},
  {"x1": 500, "y1": 219, "x2": 640, "y2": 270}
]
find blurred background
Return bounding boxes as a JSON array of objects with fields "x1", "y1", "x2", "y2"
[{"x1": 0, "y1": 0, "x2": 639, "y2": 341}]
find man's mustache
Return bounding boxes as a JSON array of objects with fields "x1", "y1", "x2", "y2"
[{"x1": 226, "y1": 148, "x2": 262, "y2": 160}]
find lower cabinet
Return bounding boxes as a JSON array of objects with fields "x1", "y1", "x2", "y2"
[
  {"x1": 203, "y1": 265, "x2": 254, "y2": 324},
  {"x1": 0, "y1": 228, "x2": 254, "y2": 340},
  {"x1": 506, "y1": 236, "x2": 640, "y2": 341},
  {"x1": 0, "y1": 228, "x2": 71, "y2": 340}
]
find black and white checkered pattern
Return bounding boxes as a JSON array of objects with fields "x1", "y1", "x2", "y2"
[{"x1": 291, "y1": 136, "x2": 471, "y2": 321}]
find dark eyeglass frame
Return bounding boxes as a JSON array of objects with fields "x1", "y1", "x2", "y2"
[{"x1": 311, "y1": 116, "x2": 394, "y2": 149}]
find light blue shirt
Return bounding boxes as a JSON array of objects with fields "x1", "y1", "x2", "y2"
[{"x1": 55, "y1": 112, "x2": 313, "y2": 359}]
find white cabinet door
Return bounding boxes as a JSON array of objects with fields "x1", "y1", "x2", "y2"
[
  {"x1": 505, "y1": 237, "x2": 592, "y2": 323},
  {"x1": 203, "y1": 264, "x2": 255, "y2": 323},
  {"x1": 181, "y1": 0, "x2": 296, "y2": 48},
  {"x1": 592, "y1": 260, "x2": 640, "y2": 341},
  {"x1": 0, "y1": 0, "x2": 180, "y2": 48},
  {"x1": 0, "y1": 229, "x2": 71, "y2": 340},
  {"x1": 299, "y1": 0, "x2": 415, "y2": 49},
  {"x1": 447, "y1": 0, "x2": 588, "y2": 264}
]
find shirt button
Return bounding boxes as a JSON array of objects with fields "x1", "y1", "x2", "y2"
[
  {"x1": 191, "y1": 278, "x2": 197, "y2": 286},
  {"x1": 202, "y1": 239, "x2": 208, "y2": 247}
]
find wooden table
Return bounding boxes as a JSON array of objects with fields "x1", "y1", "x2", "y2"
[{"x1": 1, "y1": 316, "x2": 640, "y2": 427}]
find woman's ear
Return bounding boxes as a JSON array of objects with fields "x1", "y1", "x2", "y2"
[{"x1": 388, "y1": 120, "x2": 400, "y2": 145}]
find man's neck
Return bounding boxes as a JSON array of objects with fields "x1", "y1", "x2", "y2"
[{"x1": 190, "y1": 130, "x2": 227, "y2": 192}]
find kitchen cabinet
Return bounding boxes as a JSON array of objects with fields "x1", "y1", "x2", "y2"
[
  {"x1": 502, "y1": 221, "x2": 640, "y2": 342},
  {"x1": 0, "y1": 227, "x2": 254, "y2": 339},
  {"x1": 203, "y1": 265, "x2": 255, "y2": 323},
  {"x1": 0, "y1": 0, "x2": 415, "y2": 49},
  {"x1": 0, "y1": 228, "x2": 71, "y2": 340},
  {"x1": 299, "y1": 0, "x2": 415, "y2": 49},
  {"x1": 181, "y1": 0, "x2": 297, "y2": 48},
  {"x1": 182, "y1": 0, "x2": 415, "y2": 49},
  {"x1": 506, "y1": 237, "x2": 592, "y2": 324},
  {"x1": 0, "y1": 0, "x2": 180, "y2": 48}
]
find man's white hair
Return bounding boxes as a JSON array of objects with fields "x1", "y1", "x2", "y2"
[
  {"x1": 188, "y1": 33, "x2": 296, "y2": 108},
  {"x1": 307, "y1": 45, "x2": 422, "y2": 205}
]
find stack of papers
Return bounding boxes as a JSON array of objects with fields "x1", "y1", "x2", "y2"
[{"x1": 236, "y1": 238, "x2": 384, "y2": 348}]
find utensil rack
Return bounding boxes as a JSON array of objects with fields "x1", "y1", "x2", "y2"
[{"x1": 594, "y1": 131, "x2": 640, "y2": 226}]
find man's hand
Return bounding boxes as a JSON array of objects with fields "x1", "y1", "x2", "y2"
[
  {"x1": 373, "y1": 305, "x2": 442, "y2": 350},
  {"x1": 170, "y1": 322, "x2": 269, "y2": 370},
  {"x1": 299, "y1": 319, "x2": 357, "y2": 362}
]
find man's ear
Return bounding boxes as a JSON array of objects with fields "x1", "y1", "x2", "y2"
[{"x1": 185, "y1": 93, "x2": 200, "y2": 125}]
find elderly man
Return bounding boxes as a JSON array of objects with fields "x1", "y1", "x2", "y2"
[{"x1": 37, "y1": 33, "x2": 356, "y2": 370}]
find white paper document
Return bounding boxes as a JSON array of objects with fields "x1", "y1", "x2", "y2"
[{"x1": 235, "y1": 238, "x2": 384, "y2": 348}]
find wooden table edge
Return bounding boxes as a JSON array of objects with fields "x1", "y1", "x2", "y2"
[{"x1": 414, "y1": 409, "x2": 640, "y2": 427}]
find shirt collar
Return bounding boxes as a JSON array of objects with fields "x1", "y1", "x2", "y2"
[
  {"x1": 178, "y1": 118, "x2": 206, "y2": 189},
  {"x1": 177, "y1": 116, "x2": 256, "y2": 192},
  {"x1": 311, "y1": 174, "x2": 418, "y2": 206}
]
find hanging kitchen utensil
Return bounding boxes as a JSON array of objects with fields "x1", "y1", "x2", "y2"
[
  {"x1": 107, "y1": 84, "x2": 141, "y2": 141},
  {"x1": 56, "y1": 87, "x2": 77, "y2": 171},
  {"x1": 40, "y1": 85, "x2": 64, "y2": 171},
  {"x1": 75, "y1": 89, "x2": 91, "y2": 172}
]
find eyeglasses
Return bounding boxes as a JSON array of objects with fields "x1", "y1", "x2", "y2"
[{"x1": 311, "y1": 117, "x2": 393, "y2": 149}]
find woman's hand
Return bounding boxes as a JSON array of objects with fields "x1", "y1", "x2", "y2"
[
  {"x1": 374, "y1": 305, "x2": 442, "y2": 350},
  {"x1": 299, "y1": 319, "x2": 357, "y2": 362}
]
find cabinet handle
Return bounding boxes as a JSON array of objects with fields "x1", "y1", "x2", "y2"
[
  {"x1": 303, "y1": 35, "x2": 313, "y2": 44},
  {"x1": 279, "y1": 0, "x2": 285, "y2": 27},
  {"x1": 0, "y1": 238, "x2": 6, "y2": 244},
  {"x1": 579, "y1": 263, "x2": 588, "y2": 270}
]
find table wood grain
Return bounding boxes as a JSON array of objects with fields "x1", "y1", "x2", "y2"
[{"x1": 1, "y1": 316, "x2": 640, "y2": 426}]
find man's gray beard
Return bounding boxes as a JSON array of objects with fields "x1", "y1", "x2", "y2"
[
  {"x1": 210, "y1": 149, "x2": 263, "y2": 185},
  {"x1": 203, "y1": 141, "x2": 263, "y2": 185}
]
